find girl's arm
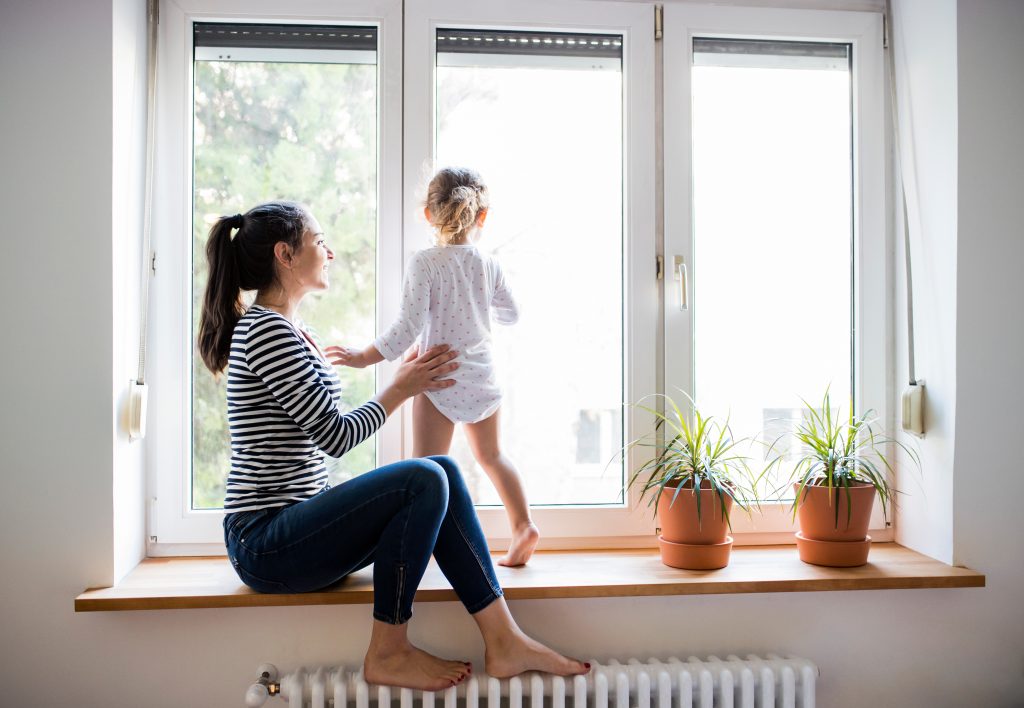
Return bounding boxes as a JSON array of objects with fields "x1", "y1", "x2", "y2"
[
  {"x1": 324, "y1": 343, "x2": 385, "y2": 369},
  {"x1": 491, "y1": 260, "x2": 519, "y2": 325},
  {"x1": 367, "y1": 252, "x2": 434, "y2": 362}
]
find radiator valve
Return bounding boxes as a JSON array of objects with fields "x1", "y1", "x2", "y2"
[{"x1": 246, "y1": 664, "x2": 281, "y2": 707}]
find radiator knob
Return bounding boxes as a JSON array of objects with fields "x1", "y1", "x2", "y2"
[{"x1": 245, "y1": 683, "x2": 269, "y2": 707}]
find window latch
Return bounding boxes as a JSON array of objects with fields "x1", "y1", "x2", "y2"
[{"x1": 674, "y1": 256, "x2": 688, "y2": 310}]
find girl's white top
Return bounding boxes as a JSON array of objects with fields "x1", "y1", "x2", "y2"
[{"x1": 374, "y1": 244, "x2": 519, "y2": 423}]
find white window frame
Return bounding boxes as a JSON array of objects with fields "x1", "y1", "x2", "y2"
[
  {"x1": 148, "y1": 0, "x2": 404, "y2": 552},
  {"x1": 404, "y1": 0, "x2": 657, "y2": 547},
  {"x1": 147, "y1": 0, "x2": 891, "y2": 554},
  {"x1": 662, "y1": 6, "x2": 891, "y2": 542}
]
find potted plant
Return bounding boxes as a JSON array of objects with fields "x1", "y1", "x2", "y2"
[
  {"x1": 626, "y1": 394, "x2": 757, "y2": 570},
  {"x1": 777, "y1": 390, "x2": 918, "y2": 567}
]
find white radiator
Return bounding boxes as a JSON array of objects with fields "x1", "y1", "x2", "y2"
[{"x1": 247, "y1": 655, "x2": 817, "y2": 708}]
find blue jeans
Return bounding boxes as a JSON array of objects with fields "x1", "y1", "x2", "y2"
[{"x1": 223, "y1": 455, "x2": 503, "y2": 624}]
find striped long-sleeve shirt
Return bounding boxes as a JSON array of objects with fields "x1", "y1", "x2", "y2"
[{"x1": 224, "y1": 305, "x2": 386, "y2": 513}]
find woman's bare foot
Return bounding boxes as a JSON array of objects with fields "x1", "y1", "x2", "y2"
[
  {"x1": 499, "y1": 523, "x2": 540, "y2": 567},
  {"x1": 484, "y1": 628, "x2": 589, "y2": 678},
  {"x1": 364, "y1": 645, "x2": 471, "y2": 690},
  {"x1": 364, "y1": 619, "x2": 471, "y2": 690}
]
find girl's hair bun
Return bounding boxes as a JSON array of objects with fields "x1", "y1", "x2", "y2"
[{"x1": 425, "y1": 167, "x2": 489, "y2": 246}]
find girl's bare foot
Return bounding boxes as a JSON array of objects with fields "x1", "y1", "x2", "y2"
[
  {"x1": 484, "y1": 628, "x2": 589, "y2": 678},
  {"x1": 364, "y1": 645, "x2": 471, "y2": 691},
  {"x1": 499, "y1": 523, "x2": 540, "y2": 567}
]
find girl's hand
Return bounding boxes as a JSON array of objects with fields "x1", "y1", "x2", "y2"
[
  {"x1": 326, "y1": 344, "x2": 384, "y2": 369},
  {"x1": 392, "y1": 345, "x2": 460, "y2": 398}
]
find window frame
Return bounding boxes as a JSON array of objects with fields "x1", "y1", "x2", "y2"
[
  {"x1": 402, "y1": 0, "x2": 658, "y2": 546},
  {"x1": 148, "y1": 0, "x2": 404, "y2": 551},
  {"x1": 662, "y1": 5, "x2": 891, "y2": 541},
  {"x1": 147, "y1": 0, "x2": 891, "y2": 554}
]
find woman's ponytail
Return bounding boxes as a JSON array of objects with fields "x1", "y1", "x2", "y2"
[
  {"x1": 197, "y1": 202, "x2": 309, "y2": 375},
  {"x1": 198, "y1": 215, "x2": 244, "y2": 374}
]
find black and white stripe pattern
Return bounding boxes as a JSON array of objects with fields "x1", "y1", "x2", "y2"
[{"x1": 224, "y1": 305, "x2": 386, "y2": 513}]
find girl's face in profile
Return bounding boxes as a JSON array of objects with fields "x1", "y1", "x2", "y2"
[{"x1": 291, "y1": 213, "x2": 334, "y2": 292}]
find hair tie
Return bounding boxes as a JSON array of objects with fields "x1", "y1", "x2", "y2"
[{"x1": 228, "y1": 213, "x2": 244, "y2": 230}]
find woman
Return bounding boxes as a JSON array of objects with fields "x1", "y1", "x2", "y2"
[{"x1": 198, "y1": 201, "x2": 588, "y2": 691}]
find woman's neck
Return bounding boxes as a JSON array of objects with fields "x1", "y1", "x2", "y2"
[{"x1": 254, "y1": 287, "x2": 302, "y2": 323}]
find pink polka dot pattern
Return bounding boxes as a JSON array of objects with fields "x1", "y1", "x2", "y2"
[{"x1": 374, "y1": 244, "x2": 519, "y2": 423}]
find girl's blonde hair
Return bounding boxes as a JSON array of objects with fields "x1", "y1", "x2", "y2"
[{"x1": 425, "y1": 167, "x2": 489, "y2": 246}]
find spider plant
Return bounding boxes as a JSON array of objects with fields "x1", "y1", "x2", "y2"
[
  {"x1": 780, "y1": 389, "x2": 919, "y2": 527},
  {"x1": 626, "y1": 393, "x2": 758, "y2": 530}
]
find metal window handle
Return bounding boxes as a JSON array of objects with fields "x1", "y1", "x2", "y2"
[{"x1": 674, "y1": 256, "x2": 688, "y2": 310}]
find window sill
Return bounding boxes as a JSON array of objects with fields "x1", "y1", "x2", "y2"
[{"x1": 75, "y1": 543, "x2": 984, "y2": 612}]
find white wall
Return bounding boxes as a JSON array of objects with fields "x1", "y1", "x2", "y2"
[
  {"x1": 890, "y1": 0, "x2": 959, "y2": 563},
  {"x1": 952, "y1": 0, "x2": 1024, "y2": 691},
  {"x1": 0, "y1": 0, "x2": 1022, "y2": 706}
]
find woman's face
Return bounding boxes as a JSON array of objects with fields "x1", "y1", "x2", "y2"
[{"x1": 291, "y1": 213, "x2": 334, "y2": 293}]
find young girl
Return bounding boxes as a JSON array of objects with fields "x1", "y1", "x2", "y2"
[{"x1": 331, "y1": 167, "x2": 539, "y2": 566}]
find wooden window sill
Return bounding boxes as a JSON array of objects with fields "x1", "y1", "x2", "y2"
[{"x1": 75, "y1": 543, "x2": 984, "y2": 612}]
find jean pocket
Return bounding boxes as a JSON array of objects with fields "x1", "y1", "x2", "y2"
[
  {"x1": 225, "y1": 508, "x2": 274, "y2": 549},
  {"x1": 232, "y1": 560, "x2": 295, "y2": 594}
]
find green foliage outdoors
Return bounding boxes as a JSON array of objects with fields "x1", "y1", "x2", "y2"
[
  {"x1": 625, "y1": 393, "x2": 759, "y2": 529},
  {"x1": 191, "y1": 60, "x2": 379, "y2": 509}
]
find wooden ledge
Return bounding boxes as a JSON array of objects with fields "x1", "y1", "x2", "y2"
[{"x1": 75, "y1": 543, "x2": 984, "y2": 612}]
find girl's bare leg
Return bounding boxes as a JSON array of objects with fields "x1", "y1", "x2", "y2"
[
  {"x1": 364, "y1": 619, "x2": 472, "y2": 690},
  {"x1": 412, "y1": 394, "x2": 456, "y2": 457},
  {"x1": 471, "y1": 597, "x2": 589, "y2": 678},
  {"x1": 464, "y1": 409, "x2": 539, "y2": 566}
]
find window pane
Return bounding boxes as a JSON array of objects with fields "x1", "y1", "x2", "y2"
[
  {"x1": 191, "y1": 43, "x2": 377, "y2": 510},
  {"x1": 435, "y1": 29, "x2": 624, "y2": 506},
  {"x1": 691, "y1": 39, "x2": 853, "y2": 496}
]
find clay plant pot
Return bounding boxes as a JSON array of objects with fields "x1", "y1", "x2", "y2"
[
  {"x1": 793, "y1": 481, "x2": 876, "y2": 567},
  {"x1": 656, "y1": 482, "x2": 734, "y2": 570}
]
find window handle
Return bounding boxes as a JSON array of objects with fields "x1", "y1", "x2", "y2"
[{"x1": 674, "y1": 256, "x2": 688, "y2": 310}]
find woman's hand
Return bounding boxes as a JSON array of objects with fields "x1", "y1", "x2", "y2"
[
  {"x1": 374, "y1": 345, "x2": 459, "y2": 416},
  {"x1": 326, "y1": 344, "x2": 384, "y2": 369}
]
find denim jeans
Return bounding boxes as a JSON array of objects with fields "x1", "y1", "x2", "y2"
[{"x1": 224, "y1": 455, "x2": 503, "y2": 624}]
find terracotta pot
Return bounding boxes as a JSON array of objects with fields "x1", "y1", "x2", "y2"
[
  {"x1": 657, "y1": 482, "x2": 734, "y2": 545},
  {"x1": 795, "y1": 532, "x2": 872, "y2": 567},
  {"x1": 658, "y1": 535, "x2": 734, "y2": 570},
  {"x1": 793, "y1": 481, "x2": 876, "y2": 542}
]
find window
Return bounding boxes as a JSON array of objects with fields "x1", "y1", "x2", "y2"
[
  {"x1": 150, "y1": 0, "x2": 885, "y2": 551},
  {"x1": 433, "y1": 27, "x2": 625, "y2": 506},
  {"x1": 151, "y1": 0, "x2": 653, "y2": 550},
  {"x1": 190, "y1": 22, "x2": 379, "y2": 509},
  {"x1": 663, "y1": 6, "x2": 888, "y2": 535},
  {"x1": 691, "y1": 37, "x2": 853, "y2": 498}
]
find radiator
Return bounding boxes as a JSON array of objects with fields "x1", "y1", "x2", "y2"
[{"x1": 247, "y1": 655, "x2": 817, "y2": 708}]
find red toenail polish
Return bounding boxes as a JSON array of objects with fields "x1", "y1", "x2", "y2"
[{"x1": 585, "y1": 663, "x2": 591, "y2": 669}]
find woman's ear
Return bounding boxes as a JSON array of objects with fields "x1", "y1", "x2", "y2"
[
  {"x1": 423, "y1": 206, "x2": 433, "y2": 223},
  {"x1": 476, "y1": 208, "x2": 488, "y2": 228},
  {"x1": 273, "y1": 241, "x2": 294, "y2": 268}
]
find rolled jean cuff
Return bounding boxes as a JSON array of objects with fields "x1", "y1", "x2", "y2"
[{"x1": 465, "y1": 588, "x2": 503, "y2": 615}]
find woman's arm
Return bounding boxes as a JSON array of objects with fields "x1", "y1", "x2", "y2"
[
  {"x1": 369, "y1": 345, "x2": 460, "y2": 417},
  {"x1": 244, "y1": 314, "x2": 388, "y2": 457}
]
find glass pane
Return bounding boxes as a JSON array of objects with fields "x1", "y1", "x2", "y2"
[
  {"x1": 691, "y1": 40, "x2": 853, "y2": 497},
  {"x1": 435, "y1": 30, "x2": 624, "y2": 506},
  {"x1": 191, "y1": 56, "x2": 377, "y2": 510}
]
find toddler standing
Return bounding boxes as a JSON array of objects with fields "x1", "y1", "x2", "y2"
[{"x1": 331, "y1": 167, "x2": 538, "y2": 566}]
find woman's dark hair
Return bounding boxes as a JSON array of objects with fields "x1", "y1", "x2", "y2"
[{"x1": 197, "y1": 200, "x2": 309, "y2": 374}]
